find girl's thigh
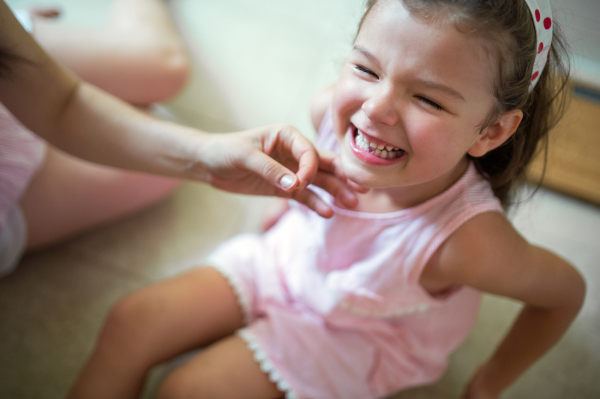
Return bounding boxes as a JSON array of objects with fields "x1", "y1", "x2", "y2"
[
  {"x1": 107, "y1": 266, "x2": 247, "y2": 359},
  {"x1": 19, "y1": 146, "x2": 180, "y2": 250},
  {"x1": 157, "y1": 335, "x2": 284, "y2": 399}
]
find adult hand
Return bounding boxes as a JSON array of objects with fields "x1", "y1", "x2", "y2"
[{"x1": 194, "y1": 124, "x2": 367, "y2": 218}]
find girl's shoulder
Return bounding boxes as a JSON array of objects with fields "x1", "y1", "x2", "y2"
[
  {"x1": 428, "y1": 208, "x2": 585, "y2": 312},
  {"x1": 424, "y1": 211, "x2": 532, "y2": 294}
]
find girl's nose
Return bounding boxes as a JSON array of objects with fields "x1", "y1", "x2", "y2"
[{"x1": 362, "y1": 86, "x2": 399, "y2": 125}]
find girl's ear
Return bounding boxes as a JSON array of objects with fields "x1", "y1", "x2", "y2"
[{"x1": 468, "y1": 109, "x2": 523, "y2": 157}]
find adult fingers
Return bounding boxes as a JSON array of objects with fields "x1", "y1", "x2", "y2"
[
  {"x1": 311, "y1": 172, "x2": 359, "y2": 209},
  {"x1": 243, "y1": 149, "x2": 300, "y2": 192},
  {"x1": 291, "y1": 188, "x2": 334, "y2": 218},
  {"x1": 317, "y1": 149, "x2": 369, "y2": 194},
  {"x1": 262, "y1": 125, "x2": 319, "y2": 189}
]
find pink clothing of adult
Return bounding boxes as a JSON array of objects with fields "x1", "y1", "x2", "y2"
[
  {"x1": 0, "y1": 102, "x2": 46, "y2": 229},
  {"x1": 206, "y1": 111, "x2": 504, "y2": 399},
  {"x1": 0, "y1": 102, "x2": 46, "y2": 275}
]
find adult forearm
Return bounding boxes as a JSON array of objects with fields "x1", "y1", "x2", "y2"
[{"x1": 52, "y1": 81, "x2": 208, "y2": 180}]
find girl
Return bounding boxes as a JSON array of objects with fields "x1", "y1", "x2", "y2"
[{"x1": 68, "y1": 0, "x2": 586, "y2": 398}]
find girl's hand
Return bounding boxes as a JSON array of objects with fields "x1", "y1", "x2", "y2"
[
  {"x1": 463, "y1": 365, "x2": 500, "y2": 399},
  {"x1": 194, "y1": 124, "x2": 367, "y2": 218}
]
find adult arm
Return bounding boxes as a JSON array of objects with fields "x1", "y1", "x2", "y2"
[{"x1": 0, "y1": 1, "x2": 359, "y2": 216}]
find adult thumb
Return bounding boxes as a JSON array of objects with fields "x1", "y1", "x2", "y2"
[{"x1": 246, "y1": 150, "x2": 299, "y2": 192}]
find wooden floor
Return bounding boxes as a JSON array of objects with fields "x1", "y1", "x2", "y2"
[{"x1": 529, "y1": 87, "x2": 600, "y2": 204}]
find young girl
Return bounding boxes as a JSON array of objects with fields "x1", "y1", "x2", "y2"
[{"x1": 68, "y1": 0, "x2": 586, "y2": 398}]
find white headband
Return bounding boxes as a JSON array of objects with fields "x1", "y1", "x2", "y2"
[{"x1": 523, "y1": 0, "x2": 553, "y2": 91}]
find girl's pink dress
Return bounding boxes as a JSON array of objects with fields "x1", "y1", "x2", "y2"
[{"x1": 206, "y1": 111, "x2": 504, "y2": 399}]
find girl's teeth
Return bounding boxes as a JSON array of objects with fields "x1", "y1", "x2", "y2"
[{"x1": 355, "y1": 129, "x2": 403, "y2": 160}]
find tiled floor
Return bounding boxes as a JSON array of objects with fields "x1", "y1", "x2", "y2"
[{"x1": 1, "y1": 1, "x2": 599, "y2": 398}]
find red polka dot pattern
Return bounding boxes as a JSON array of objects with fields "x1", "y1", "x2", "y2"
[{"x1": 525, "y1": 0, "x2": 553, "y2": 90}]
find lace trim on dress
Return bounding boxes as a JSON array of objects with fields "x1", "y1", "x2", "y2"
[
  {"x1": 206, "y1": 264, "x2": 252, "y2": 324},
  {"x1": 338, "y1": 300, "x2": 430, "y2": 318},
  {"x1": 238, "y1": 329, "x2": 299, "y2": 399}
]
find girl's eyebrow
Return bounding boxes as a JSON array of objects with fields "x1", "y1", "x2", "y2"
[
  {"x1": 353, "y1": 45, "x2": 381, "y2": 69},
  {"x1": 416, "y1": 79, "x2": 466, "y2": 102},
  {"x1": 353, "y1": 45, "x2": 466, "y2": 102}
]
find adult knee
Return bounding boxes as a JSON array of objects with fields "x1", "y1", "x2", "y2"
[
  {"x1": 156, "y1": 369, "x2": 199, "y2": 399},
  {"x1": 97, "y1": 291, "x2": 159, "y2": 357}
]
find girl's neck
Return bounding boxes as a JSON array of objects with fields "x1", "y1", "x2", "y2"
[{"x1": 353, "y1": 158, "x2": 470, "y2": 213}]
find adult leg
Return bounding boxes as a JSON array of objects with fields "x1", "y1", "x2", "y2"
[
  {"x1": 20, "y1": 146, "x2": 180, "y2": 251},
  {"x1": 68, "y1": 267, "x2": 246, "y2": 399},
  {"x1": 157, "y1": 335, "x2": 284, "y2": 399},
  {"x1": 32, "y1": 0, "x2": 190, "y2": 105}
]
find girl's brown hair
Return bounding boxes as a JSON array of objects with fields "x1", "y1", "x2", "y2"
[{"x1": 358, "y1": 0, "x2": 571, "y2": 208}]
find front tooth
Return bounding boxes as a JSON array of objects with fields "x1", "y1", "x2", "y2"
[{"x1": 369, "y1": 142, "x2": 377, "y2": 149}]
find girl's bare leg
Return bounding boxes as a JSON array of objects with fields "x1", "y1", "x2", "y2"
[
  {"x1": 32, "y1": 0, "x2": 190, "y2": 105},
  {"x1": 157, "y1": 335, "x2": 284, "y2": 399},
  {"x1": 20, "y1": 147, "x2": 180, "y2": 250},
  {"x1": 67, "y1": 267, "x2": 258, "y2": 399}
]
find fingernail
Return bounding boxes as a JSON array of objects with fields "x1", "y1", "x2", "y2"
[{"x1": 279, "y1": 174, "x2": 297, "y2": 190}]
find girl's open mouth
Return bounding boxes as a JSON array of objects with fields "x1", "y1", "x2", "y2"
[{"x1": 349, "y1": 124, "x2": 406, "y2": 165}]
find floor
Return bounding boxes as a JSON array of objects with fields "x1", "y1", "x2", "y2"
[{"x1": 1, "y1": 1, "x2": 599, "y2": 398}]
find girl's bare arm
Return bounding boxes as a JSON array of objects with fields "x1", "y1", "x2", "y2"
[{"x1": 430, "y1": 212, "x2": 586, "y2": 398}]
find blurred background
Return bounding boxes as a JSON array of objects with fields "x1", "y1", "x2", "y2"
[{"x1": 1, "y1": 0, "x2": 599, "y2": 398}]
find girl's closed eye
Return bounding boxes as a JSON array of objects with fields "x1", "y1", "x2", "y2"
[
  {"x1": 354, "y1": 65, "x2": 379, "y2": 79},
  {"x1": 416, "y1": 96, "x2": 444, "y2": 111}
]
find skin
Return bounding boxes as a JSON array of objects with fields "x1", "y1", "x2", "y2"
[
  {"x1": 0, "y1": 0, "x2": 365, "y2": 253},
  {"x1": 63, "y1": 1, "x2": 585, "y2": 398},
  {"x1": 323, "y1": 1, "x2": 585, "y2": 398}
]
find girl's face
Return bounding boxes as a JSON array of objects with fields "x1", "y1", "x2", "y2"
[{"x1": 332, "y1": 0, "x2": 497, "y2": 192}]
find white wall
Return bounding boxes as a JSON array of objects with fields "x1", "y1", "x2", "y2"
[{"x1": 552, "y1": 0, "x2": 600, "y2": 88}]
